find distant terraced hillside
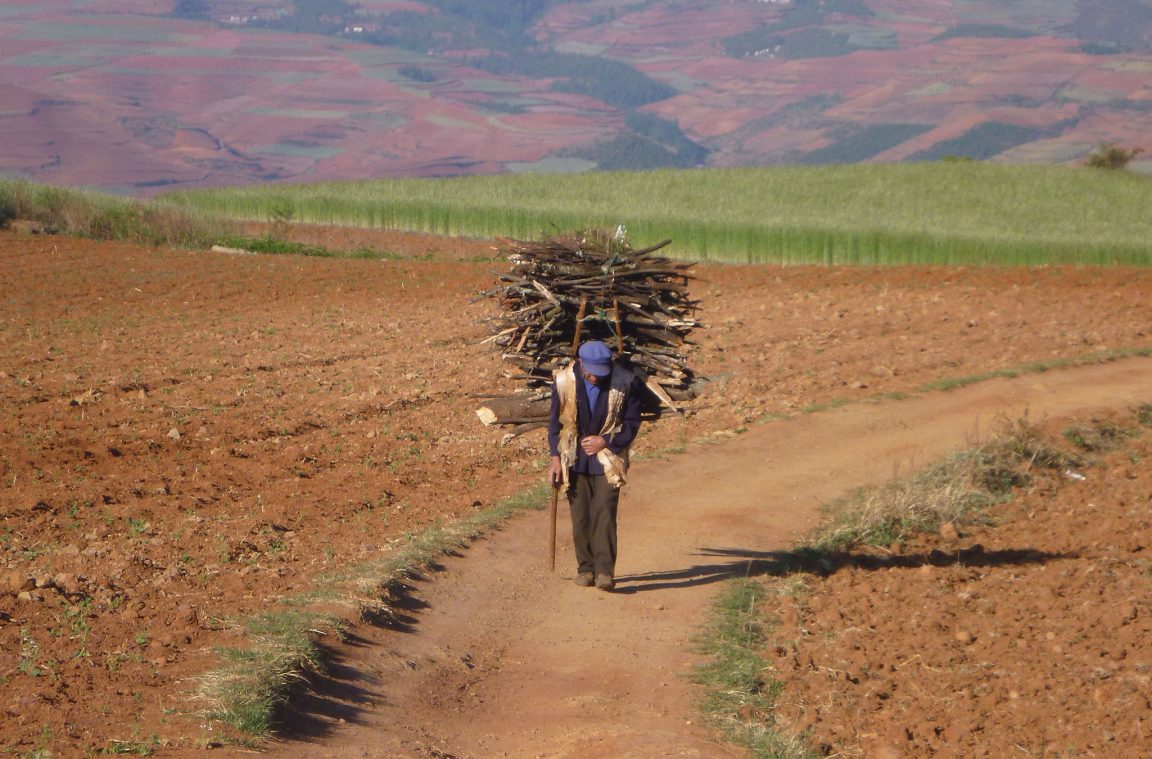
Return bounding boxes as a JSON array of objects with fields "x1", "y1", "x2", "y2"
[{"x1": 1, "y1": 0, "x2": 1150, "y2": 194}]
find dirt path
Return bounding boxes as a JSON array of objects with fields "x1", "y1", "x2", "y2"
[{"x1": 259, "y1": 357, "x2": 1152, "y2": 759}]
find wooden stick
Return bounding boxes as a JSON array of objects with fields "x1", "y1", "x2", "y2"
[
  {"x1": 613, "y1": 298, "x2": 624, "y2": 354},
  {"x1": 549, "y1": 484, "x2": 559, "y2": 572},
  {"x1": 499, "y1": 421, "x2": 549, "y2": 446},
  {"x1": 572, "y1": 296, "x2": 588, "y2": 355}
]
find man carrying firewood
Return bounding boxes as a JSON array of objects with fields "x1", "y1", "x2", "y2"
[{"x1": 548, "y1": 340, "x2": 644, "y2": 591}]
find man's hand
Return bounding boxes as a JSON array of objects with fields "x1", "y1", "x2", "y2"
[
  {"x1": 548, "y1": 455, "x2": 563, "y2": 485},
  {"x1": 580, "y1": 435, "x2": 607, "y2": 455}
]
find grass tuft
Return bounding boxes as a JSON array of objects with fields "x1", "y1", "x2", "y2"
[
  {"x1": 212, "y1": 234, "x2": 400, "y2": 260},
  {"x1": 1136, "y1": 403, "x2": 1152, "y2": 428},
  {"x1": 692, "y1": 579, "x2": 819, "y2": 758},
  {"x1": 804, "y1": 417, "x2": 1070, "y2": 552},
  {"x1": 100, "y1": 738, "x2": 160, "y2": 755},
  {"x1": 1062, "y1": 417, "x2": 1137, "y2": 453},
  {"x1": 198, "y1": 609, "x2": 337, "y2": 737},
  {"x1": 201, "y1": 647, "x2": 307, "y2": 736}
]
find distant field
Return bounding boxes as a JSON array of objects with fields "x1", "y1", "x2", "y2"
[{"x1": 165, "y1": 163, "x2": 1152, "y2": 265}]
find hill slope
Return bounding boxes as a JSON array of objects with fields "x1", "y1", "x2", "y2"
[{"x1": 1, "y1": 0, "x2": 1150, "y2": 193}]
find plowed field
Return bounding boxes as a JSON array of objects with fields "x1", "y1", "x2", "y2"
[{"x1": 2, "y1": 226, "x2": 1151, "y2": 757}]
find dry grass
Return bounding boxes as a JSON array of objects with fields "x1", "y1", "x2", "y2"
[
  {"x1": 804, "y1": 417, "x2": 1073, "y2": 553},
  {"x1": 0, "y1": 178, "x2": 226, "y2": 246}
]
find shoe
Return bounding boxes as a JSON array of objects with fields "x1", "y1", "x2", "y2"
[
  {"x1": 574, "y1": 572, "x2": 594, "y2": 587},
  {"x1": 594, "y1": 574, "x2": 615, "y2": 591}
]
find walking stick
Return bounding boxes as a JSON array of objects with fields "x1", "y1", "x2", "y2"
[
  {"x1": 548, "y1": 483, "x2": 560, "y2": 572},
  {"x1": 552, "y1": 296, "x2": 585, "y2": 573}
]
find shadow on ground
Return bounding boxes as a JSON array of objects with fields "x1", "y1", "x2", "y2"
[
  {"x1": 274, "y1": 570, "x2": 443, "y2": 741},
  {"x1": 612, "y1": 544, "x2": 1075, "y2": 594}
]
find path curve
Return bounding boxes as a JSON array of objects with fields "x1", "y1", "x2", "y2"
[{"x1": 264, "y1": 357, "x2": 1152, "y2": 759}]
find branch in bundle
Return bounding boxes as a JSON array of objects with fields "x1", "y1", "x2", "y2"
[
  {"x1": 475, "y1": 394, "x2": 551, "y2": 426},
  {"x1": 476, "y1": 229, "x2": 705, "y2": 427}
]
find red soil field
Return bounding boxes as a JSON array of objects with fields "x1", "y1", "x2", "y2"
[{"x1": 2, "y1": 224, "x2": 1151, "y2": 756}]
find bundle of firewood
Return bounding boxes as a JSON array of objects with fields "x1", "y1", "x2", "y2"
[{"x1": 474, "y1": 229, "x2": 702, "y2": 436}]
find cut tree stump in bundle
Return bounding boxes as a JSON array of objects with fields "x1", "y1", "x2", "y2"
[{"x1": 474, "y1": 229, "x2": 703, "y2": 442}]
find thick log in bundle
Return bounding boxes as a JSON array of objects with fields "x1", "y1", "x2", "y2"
[
  {"x1": 474, "y1": 229, "x2": 702, "y2": 437},
  {"x1": 474, "y1": 393, "x2": 551, "y2": 426}
]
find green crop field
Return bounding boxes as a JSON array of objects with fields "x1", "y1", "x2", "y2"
[{"x1": 164, "y1": 163, "x2": 1152, "y2": 266}]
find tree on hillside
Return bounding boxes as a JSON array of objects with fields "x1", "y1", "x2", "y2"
[
  {"x1": 475, "y1": 52, "x2": 675, "y2": 109},
  {"x1": 366, "y1": 0, "x2": 558, "y2": 53},
  {"x1": 172, "y1": 0, "x2": 210, "y2": 20},
  {"x1": 425, "y1": 0, "x2": 556, "y2": 33},
  {"x1": 263, "y1": 0, "x2": 359, "y2": 34},
  {"x1": 558, "y1": 112, "x2": 709, "y2": 171},
  {"x1": 1083, "y1": 142, "x2": 1145, "y2": 170}
]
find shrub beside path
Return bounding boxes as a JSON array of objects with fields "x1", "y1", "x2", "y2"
[{"x1": 260, "y1": 357, "x2": 1152, "y2": 758}]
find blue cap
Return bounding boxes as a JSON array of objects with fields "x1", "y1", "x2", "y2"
[{"x1": 578, "y1": 340, "x2": 613, "y2": 376}]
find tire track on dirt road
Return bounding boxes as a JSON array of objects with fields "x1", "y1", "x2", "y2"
[{"x1": 262, "y1": 357, "x2": 1152, "y2": 759}]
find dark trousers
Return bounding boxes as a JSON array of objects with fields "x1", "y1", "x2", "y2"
[{"x1": 567, "y1": 474, "x2": 620, "y2": 578}]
